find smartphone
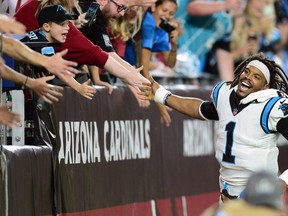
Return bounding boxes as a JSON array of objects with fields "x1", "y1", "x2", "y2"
[
  {"x1": 159, "y1": 18, "x2": 176, "y2": 33},
  {"x1": 84, "y1": 2, "x2": 100, "y2": 27}
]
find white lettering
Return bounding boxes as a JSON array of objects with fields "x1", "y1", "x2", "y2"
[
  {"x1": 64, "y1": 122, "x2": 72, "y2": 164},
  {"x1": 145, "y1": 120, "x2": 151, "y2": 158},
  {"x1": 103, "y1": 119, "x2": 151, "y2": 161},
  {"x1": 121, "y1": 121, "x2": 127, "y2": 160},
  {"x1": 104, "y1": 121, "x2": 109, "y2": 162},
  {"x1": 74, "y1": 122, "x2": 80, "y2": 164},
  {"x1": 109, "y1": 121, "x2": 116, "y2": 162},
  {"x1": 58, "y1": 119, "x2": 151, "y2": 164},
  {"x1": 58, "y1": 122, "x2": 64, "y2": 163},
  {"x1": 80, "y1": 122, "x2": 87, "y2": 164},
  {"x1": 93, "y1": 122, "x2": 101, "y2": 162},
  {"x1": 87, "y1": 122, "x2": 93, "y2": 163},
  {"x1": 59, "y1": 121, "x2": 100, "y2": 164}
]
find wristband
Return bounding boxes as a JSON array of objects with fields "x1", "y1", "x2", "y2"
[
  {"x1": 154, "y1": 85, "x2": 172, "y2": 105},
  {"x1": 23, "y1": 76, "x2": 29, "y2": 88},
  {"x1": 164, "y1": 93, "x2": 171, "y2": 105},
  {"x1": 279, "y1": 169, "x2": 288, "y2": 186}
]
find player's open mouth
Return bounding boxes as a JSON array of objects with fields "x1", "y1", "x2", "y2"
[{"x1": 239, "y1": 80, "x2": 251, "y2": 91}]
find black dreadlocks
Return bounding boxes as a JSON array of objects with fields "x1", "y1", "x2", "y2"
[{"x1": 230, "y1": 53, "x2": 288, "y2": 94}]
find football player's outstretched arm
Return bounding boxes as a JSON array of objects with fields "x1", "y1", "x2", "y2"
[{"x1": 138, "y1": 77, "x2": 205, "y2": 120}]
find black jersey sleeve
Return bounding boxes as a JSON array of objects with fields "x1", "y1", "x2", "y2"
[
  {"x1": 200, "y1": 101, "x2": 219, "y2": 120},
  {"x1": 277, "y1": 117, "x2": 288, "y2": 140}
]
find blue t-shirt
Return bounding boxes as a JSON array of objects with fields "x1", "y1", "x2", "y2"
[
  {"x1": 124, "y1": 40, "x2": 137, "y2": 66},
  {"x1": 141, "y1": 11, "x2": 171, "y2": 52},
  {"x1": 124, "y1": 11, "x2": 170, "y2": 66}
]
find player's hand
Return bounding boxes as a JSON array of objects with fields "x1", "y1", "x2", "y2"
[
  {"x1": 157, "y1": 103, "x2": 172, "y2": 127},
  {"x1": 137, "y1": 82, "x2": 153, "y2": 101},
  {"x1": 137, "y1": 75, "x2": 160, "y2": 101},
  {"x1": 128, "y1": 84, "x2": 150, "y2": 108}
]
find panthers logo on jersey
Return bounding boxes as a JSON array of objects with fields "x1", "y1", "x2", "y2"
[
  {"x1": 26, "y1": 31, "x2": 39, "y2": 41},
  {"x1": 279, "y1": 100, "x2": 288, "y2": 116}
]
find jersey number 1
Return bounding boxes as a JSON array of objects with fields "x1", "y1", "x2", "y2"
[{"x1": 222, "y1": 121, "x2": 236, "y2": 163}]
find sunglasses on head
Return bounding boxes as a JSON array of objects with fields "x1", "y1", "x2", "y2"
[{"x1": 110, "y1": 0, "x2": 128, "y2": 13}]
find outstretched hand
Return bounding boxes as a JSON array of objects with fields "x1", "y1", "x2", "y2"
[
  {"x1": 122, "y1": 65, "x2": 151, "y2": 87},
  {"x1": 137, "y1": 75, "x2": 160, "y2": 101},
  {"x1": 137, "y1": 76, "x2": 172, "y2": 126},
  {"x1": 46, "y1": 49, "x2": 78, "y2": 78},
  {"x1": 29, "y1": 75, "x2": 64, "y2": 104},
  {"x1": 128, "y1": 84, "x2": 151, "y2": 108},
  {"x1": 78, "y1": 79, "x2": 97, "y2": 100},
  {"x1": 0, "y1": 104, "x2": 21, "y2": 128},
  {"x1": 93, "y1": 80, "x2": 114, "y2": 95}
]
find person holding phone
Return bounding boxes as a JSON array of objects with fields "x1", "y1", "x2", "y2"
[
  {"x1": 78, "y1": 0, "x2": 152, "y2": 107},
  {"x1": 124, "y1": 0, "x2": 179, "y2": 126},
  {"x1": 83, "y1": 2, "x2": 99, "y2": 27}
]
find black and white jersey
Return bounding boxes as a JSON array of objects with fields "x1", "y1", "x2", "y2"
[{"x1": 209, "y1": 81, "x2": 288, "y2": 196}]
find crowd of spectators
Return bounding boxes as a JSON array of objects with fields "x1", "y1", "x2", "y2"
[
  {"x1": 39, "y1": 0, "x2": 288, "y2": 87},
  {"x1": 175, "y1": 0, "x2": 288, "y2": 85}
]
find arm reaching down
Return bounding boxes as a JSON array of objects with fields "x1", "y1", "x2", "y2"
[
  {"x1": 138, "y1": 77, "x2": 205, "y2": 119},
  {"x1": 69, "y1": 78, "x2": 97, "y2": 100},
  {"x1": 57, "y1": 72, "x2": 97, "y2": 100},
  {"x1": 108, "y1": 52, "x2": 149, "y2": 107},
  {"x1": 103, "y1": 55, "x2": 150, "y2": 86}
]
